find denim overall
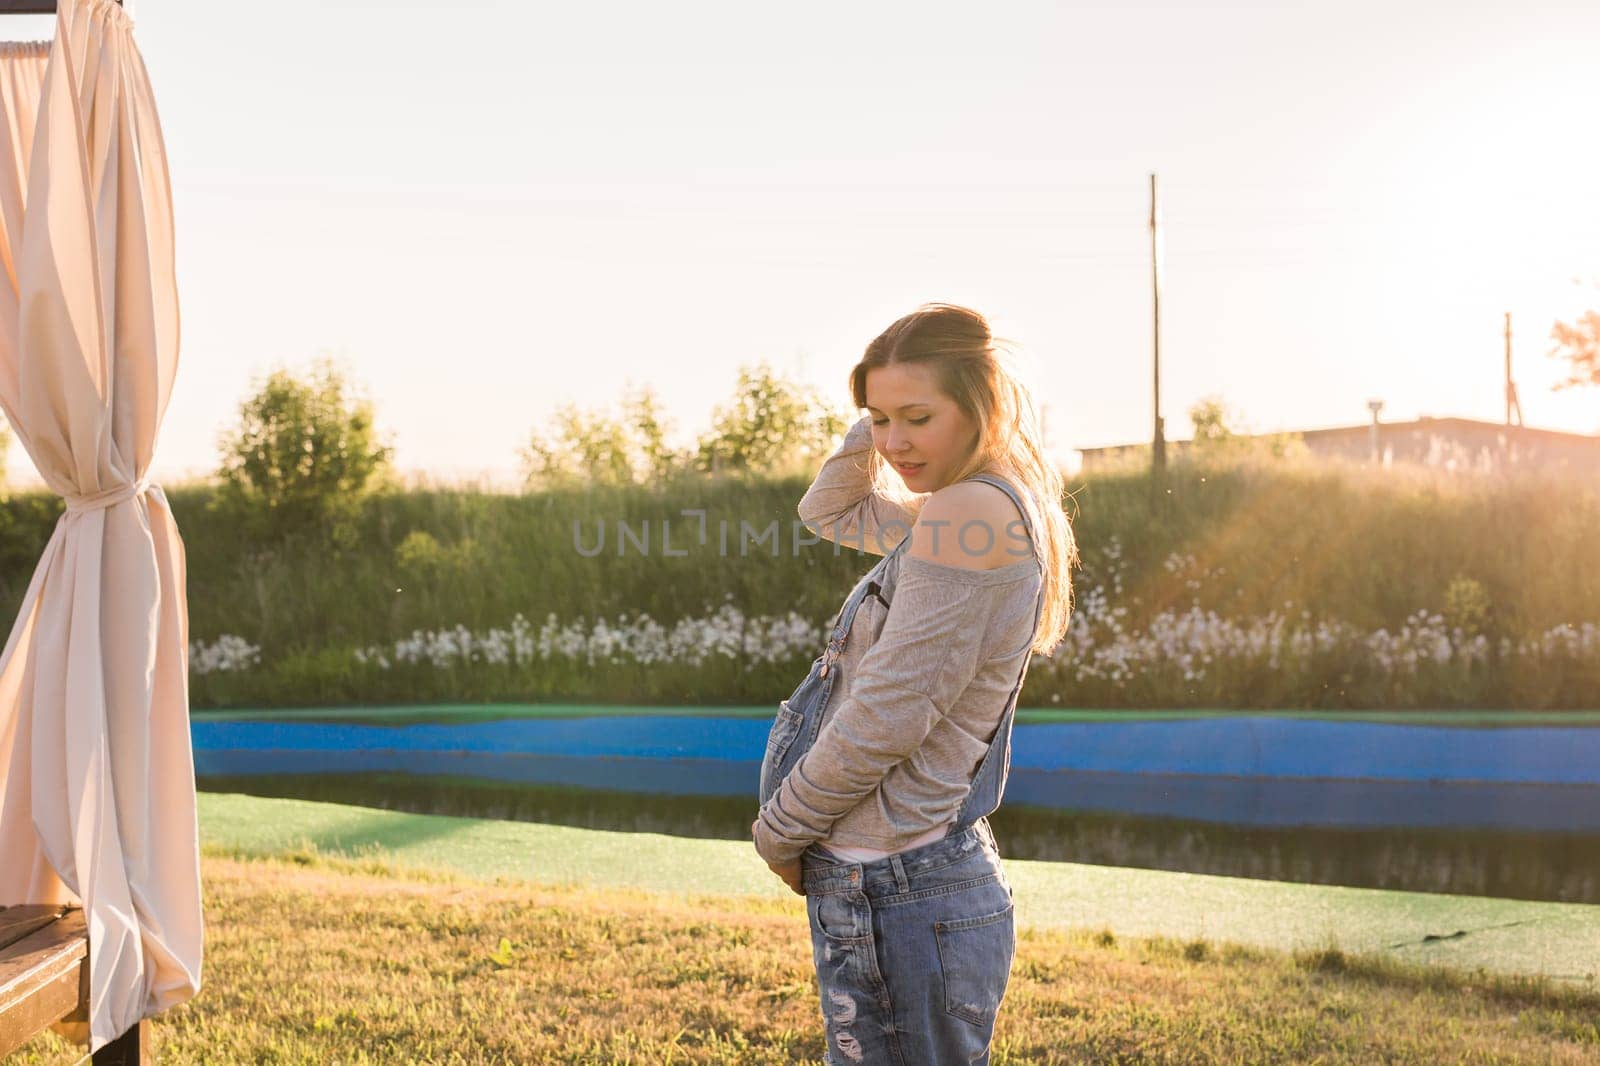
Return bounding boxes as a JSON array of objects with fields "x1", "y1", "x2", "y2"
[{"x1": 758, "y1": 472, "x2": 1046, "y2": 1066}]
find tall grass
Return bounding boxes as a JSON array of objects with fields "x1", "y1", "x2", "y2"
[
  {"x1": 0, "y1": 453, "x2": 1594, "y2": 709},
  {"x1": 1069, "y1": 451, "x2": 1600, "y2": 636}
]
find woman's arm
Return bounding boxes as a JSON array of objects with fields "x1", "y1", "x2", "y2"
[
  {"x1": 752, "y1": 491, "x2": 1033, "y2": 866},
  {"x1": 798, "y1": 414, "x2": 924, "y2": 556}
]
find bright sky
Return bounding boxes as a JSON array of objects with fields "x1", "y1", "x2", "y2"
[{"x1": 4, "y1": 0, "x2": 1598, "y2": 488}]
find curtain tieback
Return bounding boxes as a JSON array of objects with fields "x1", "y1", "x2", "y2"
[{"x1": 63, "y1": 476, "x2": 155, "y2": 515}]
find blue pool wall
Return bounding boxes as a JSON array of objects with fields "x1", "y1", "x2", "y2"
[{"x1": 191, "y1": 715, "x2": 1600, "y2": 832}]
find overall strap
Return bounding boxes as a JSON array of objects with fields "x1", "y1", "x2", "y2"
[
  {"x1": 958, "y1": 471, "x2": 1041, "y2": 567},
  {"x1": 958, "y1": 471, "x2": 1045, "y2": 640},
  {"x1": 948, "y1": 470, "x2": 1048, "y2": 832},
  {"x1": 821, "y1": 528, "x2": 914, "y2": 676}
]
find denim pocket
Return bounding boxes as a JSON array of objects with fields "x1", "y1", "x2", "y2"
[
  {"x1": 758, "y1": 700, "x2": 806, "y2": 802},
  {"x1": 933, "y1": 902, "x2": 1016, "y2": 1027},
  {"x1": 809, "y1": 890, "x2": 871, "y2": 943},
  {"x1": 765, "y1": 700, "x2": 804, "y2": 755}
]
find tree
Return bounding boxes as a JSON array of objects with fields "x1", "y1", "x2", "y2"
[
  {"x1": 520, "y1": 383, "x2": 686, "y2": 490},
  {"x1": 214, "y1": 357, "x2": 393, "y2": 540},
  {"x1": 695, "y1": 364, "x2": 849, "y2": 477},
  {"x1": 1188, "y1": 396, "x2": 1243, "y2": 449},
  {"x1": 1185, "y1": 395, "x2": 1306, "y2": 463},
  {"x1": 521, "y1": 403, "x2": 636, "y2": 489},
  {"x1": 622, "y1": 385, "x2": 685, "y2": 483},
  {"x1": 1549, "y1": 309, "x2": 1600, "y2": 391},
  {"x1": 520, "y1": 366, "x2": 848, "y2": 488}
]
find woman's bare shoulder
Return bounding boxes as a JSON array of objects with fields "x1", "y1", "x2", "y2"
[{"x1": 905, "y1": 480, "x2": 1029, "y2": 571}]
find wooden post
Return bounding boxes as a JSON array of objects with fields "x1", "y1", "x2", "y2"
[{"x1": 91, "y1": 1018, "x2": 152, "y2": 1065}]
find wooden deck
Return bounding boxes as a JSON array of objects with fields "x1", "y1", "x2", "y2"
[{"x1": 0, "y1": 903, "x2": 89, "y2": 1058}]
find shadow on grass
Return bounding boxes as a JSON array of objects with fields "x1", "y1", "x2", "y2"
[{"x1": 200, "y1": 772, "x2": 1600, "y2": 903}]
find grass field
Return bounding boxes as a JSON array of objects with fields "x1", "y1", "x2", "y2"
[
  {"x1": 10, "y1": 849, "x2": 1600, "y2": 1064},
  {"x1": 193, "y1": 794, "x2": 1600, "y2": 984},
  {"x1": 11, "y1": 794, "x2": 1598, "y2": 1063}
]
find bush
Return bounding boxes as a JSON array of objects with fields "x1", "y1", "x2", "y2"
[
  {"x1": 694, "y1": 364, "x2": 849, "y2": 478},
  {"x1": 521, "y1": 383, "x2": 690, "y2": 489},
  {"x1": 213, "y1": 357, "x2": 393, "y2": 544}
]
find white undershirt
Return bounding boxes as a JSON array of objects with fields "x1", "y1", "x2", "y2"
[{"x1": 821, "y1": 820, "x2": 953, "y2": 862}]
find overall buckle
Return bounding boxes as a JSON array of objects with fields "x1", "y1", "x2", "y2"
[{"x1": 819, "y1": 635, "x2": 844, "y2": 677}]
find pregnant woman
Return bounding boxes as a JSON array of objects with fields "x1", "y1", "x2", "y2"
[{"x1": 751, "y1": 302, "x2": 1078, "y2": 1064}]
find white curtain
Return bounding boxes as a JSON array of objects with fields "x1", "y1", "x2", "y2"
[{"x1": 0, "y1": 0, "x2": 200, "y2": 1053}]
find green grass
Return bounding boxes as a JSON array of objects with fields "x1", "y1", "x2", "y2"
[
  {"x1": 0, "y1": 452, "x2": 1592, "y2": 710},
  {"x1": 13, "y1": 792, "x2": 1597, "y2": 1063},
  {"x1": 195, "y1": 794, "x2": 1600, "y2": 987},
  {"x1": 12, "y1": 850, "x2": 1600, "y2": 1063}
]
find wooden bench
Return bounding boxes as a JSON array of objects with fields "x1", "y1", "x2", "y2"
[{"x1": 0, "y1": 904, "x2": 149, "y2": 1064}]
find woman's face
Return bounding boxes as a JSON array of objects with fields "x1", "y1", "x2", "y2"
[{"x1": 863, "y1": 362, "x2": 980, "y2": 493}]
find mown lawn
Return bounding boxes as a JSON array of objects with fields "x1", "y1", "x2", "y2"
[{"x1": 11, "y1": 852, "x2": 1599, "y2": 1065}]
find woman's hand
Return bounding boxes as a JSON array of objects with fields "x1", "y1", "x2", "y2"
[{"x1": 752, "y1": 819, "x2": 805, "y2": 896}]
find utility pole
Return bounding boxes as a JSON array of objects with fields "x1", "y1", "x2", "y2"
[
  {"x1": 1504, "y1": 311, "x2": 1523, "y2": 428},
  {"x1": 1150, "y1": 173, "x2": 1166, "y2": 498}
]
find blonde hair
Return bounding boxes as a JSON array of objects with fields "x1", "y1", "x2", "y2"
[{"x1": 849, "y1": 302, "x2": 1078, "y2": 656}]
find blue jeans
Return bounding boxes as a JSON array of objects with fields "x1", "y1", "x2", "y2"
[{"x1": 800, "y1": 818, "x2": 1017, "y2": 1065}]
